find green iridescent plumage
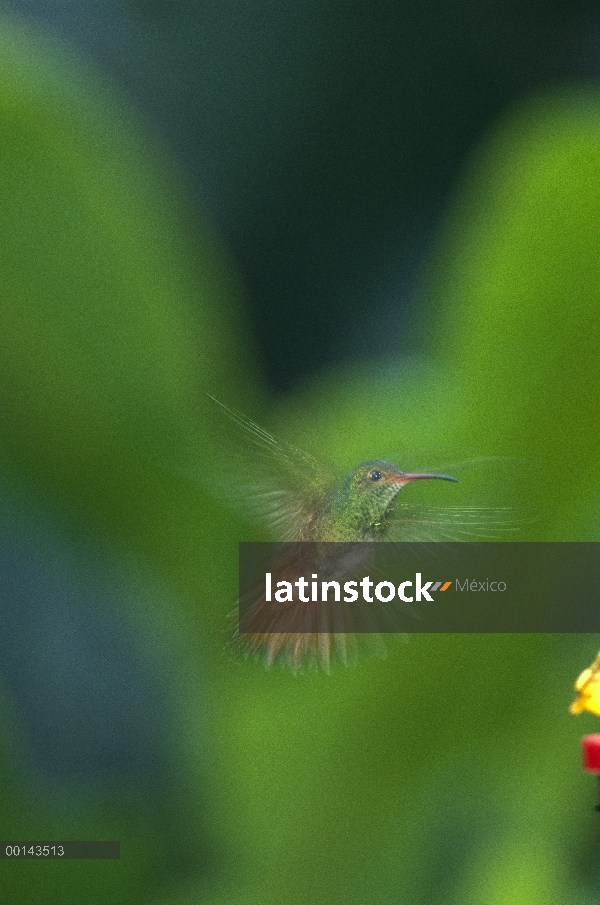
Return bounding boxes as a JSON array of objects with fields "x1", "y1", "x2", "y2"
[
  {"x1": 208, "y1": 396, "x2": 460, "y2": 543},
  {"x1": 207, "y1": 396, "x2": 518, "y2": 670}
]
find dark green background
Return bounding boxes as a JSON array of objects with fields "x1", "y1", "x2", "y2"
[{"x1": 0, "y1": 4, "x2": 599, "y2": 904}]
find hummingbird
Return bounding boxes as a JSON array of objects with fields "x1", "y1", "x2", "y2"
[{"x1": 208, "y1": 396, "x2": 512, "y2": 670}]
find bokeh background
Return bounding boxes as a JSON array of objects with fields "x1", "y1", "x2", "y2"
[{"x1": 0, "y1": 2, "x2": 600, "y2": 903}]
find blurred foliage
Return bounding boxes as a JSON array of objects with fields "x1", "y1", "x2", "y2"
[
  {"x1": 0, "y1": 10, "x2": 600, "y2": 905},
  {"x1": 0, "y1": 11, "x2": 244, "y2": 904},
  {"x1": 0, "y1": 11, "x2": 252, "y2": 522},
  {"x1": 3, "y1": 0, "x2": 577, "y2": 389},
  {"x1": 276, "y1": 89, "x2": 600, "y2": 542}
]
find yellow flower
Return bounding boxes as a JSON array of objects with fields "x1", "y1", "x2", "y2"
[{"x1": 570, "y1": 653, "x2": 600, "y2": 716}]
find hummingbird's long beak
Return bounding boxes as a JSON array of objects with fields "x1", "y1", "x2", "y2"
[{"x1": 393, "y1": 472, "x2": 459, "y2": 485}]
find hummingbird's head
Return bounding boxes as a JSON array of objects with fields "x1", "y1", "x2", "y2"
[{"x1": 338, "y1": 460, "x2": 458, "y2": 534}]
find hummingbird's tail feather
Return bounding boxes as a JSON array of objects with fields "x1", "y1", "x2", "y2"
[
  {"x1": 231, "y1": 559, "x2": 406, "y2": 672},
  {"x1": 231, "y1": 626, "x2": 389, "y2": 673}
]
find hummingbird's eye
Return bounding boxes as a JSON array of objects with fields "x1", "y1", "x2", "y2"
[{"x1": 369, "y1": 469, "x2": 382, "y2": 482}]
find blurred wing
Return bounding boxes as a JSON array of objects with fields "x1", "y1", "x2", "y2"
[
  {"x1": 386, "y1": 502, "x2": 523, "y2": 541},
  {"x1": 206, "y1": 396, "x2": 334, "y2": 540},
  {"x1": 384, "y1": 455, "x2": 532, "y2": 541}
]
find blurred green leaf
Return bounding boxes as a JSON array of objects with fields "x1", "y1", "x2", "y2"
[
  {"x1": 424, "y1": 87, "x2": 600, "y2": 539},
  {"x1": 2, "y1": 13, "x2": 600, "y2": 904},
  {"x1": 0, "y1": 12, "x2": 251, "y2": 516},
  {"x1": 194, "y1": 88, "x2": 600, "y2": 905}
]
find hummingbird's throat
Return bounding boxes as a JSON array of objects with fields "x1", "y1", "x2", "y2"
[
  {"x1": 326, "y1": 479, "x2": 405, "y2": 540},
  {"x1": 359, "y1": 485, "x2": 403, "y2": 533}
]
